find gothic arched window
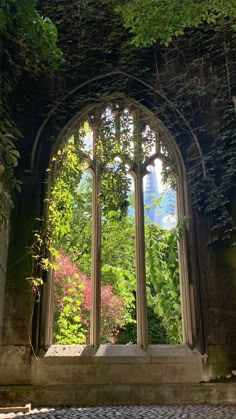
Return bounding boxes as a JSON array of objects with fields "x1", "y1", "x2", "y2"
[{"x1": 44, "y1": 98, "x2": 194, "y2": 350}]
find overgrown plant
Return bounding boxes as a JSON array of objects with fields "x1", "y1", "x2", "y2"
[
  {"x1": 0, "y1": 133, "x2": 21, "y2": 230},
  {"x1": 0, "y1": 0, "x2": 63, "y2": 72},
  {"x1": 47, "y1": 136, "x2": 183, "y2": 344},
  {"x1": 146, "y1": 222, "x2": 183, "y2": 343},
  {"x1": 0, "y1": 0, "x2": 63, "y2": 223},
  {"x1": 0, "y1": 133, "x2": 21, "y2": 190},
  {"x1": 26, "y1": 229, "x2": 53, "y2": 301},
  {"x1": 53, "y1": 251, "x2": 127, "y2": 344},
  {"x1": 116, "y1": 0, "x2": 236, "y2": 47},
  {"x1": 37, "y1": 0, "x2": 236, "y2": 245}
]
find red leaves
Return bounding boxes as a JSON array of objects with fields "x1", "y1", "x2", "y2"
[{"x1": 54, "y1": 250, "x2": 125, "y2": 343}]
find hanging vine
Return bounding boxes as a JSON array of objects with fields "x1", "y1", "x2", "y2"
[
  {"x1": 3, "y1": 0, "x2": 235, "y2": 246},
  {"x1": 0, "y1": 0, "x2": 63, "y2": 214}
]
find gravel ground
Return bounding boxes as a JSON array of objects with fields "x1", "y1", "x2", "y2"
[{"x1": 1, "y1": 405, "x2": 236, "y2": 419}]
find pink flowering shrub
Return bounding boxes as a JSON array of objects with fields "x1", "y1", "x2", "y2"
[{"x1": 53, "y1": 250, "x2": 125, "y2": 344}]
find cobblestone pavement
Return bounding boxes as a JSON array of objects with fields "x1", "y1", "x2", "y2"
[{"x1": 1, "y1": 405, "x2": 236, "y2": 419}]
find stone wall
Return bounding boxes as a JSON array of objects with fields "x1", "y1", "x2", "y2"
[
  {"x1": 0, "y1": 184, "x2": 10, "y2": 344},
  {"x1": 1, "y1": 175, "x2": 42, "y2": 348},
  {"x1": 0, "y1": 344, "x2": 236, "y2": 406},
  {"x1": 0, "y1": 0, "x2": 236, "y2": 405},
  {"x1": 0, "y1": 344, "x2": 204, "y2": 406}
]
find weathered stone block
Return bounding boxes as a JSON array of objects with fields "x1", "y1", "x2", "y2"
[
  {"x1": 162, "y1": 363, "x2": 202, "y2": 383},
  {"x1": 0, "y1": 346, "x2": 32, "y2": 385},
  {"x1": 35, "y1": 361, "x2": 110, "y2": 385},
  {"x1": 149, "y1": 344, "x2": 202, "y2": 364},
  {"x1": 3, "y1": 290, "x2": 33, "y2": 321},
  {"x1": 96, "y1": 384, "x2": 131, "y2": 405},
  {"x1": 2, "y1": 320, "x2": 30, "y2": 345},
  {"x1": 110, "y1": 364, "x2": 163, "y2": 384},
  {"x1": 95, "y1": 344, "x2": 150, "y2": 364}
]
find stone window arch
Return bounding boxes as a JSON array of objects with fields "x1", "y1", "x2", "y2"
[{"x1": 41, "y1": 96, "x2": 196, "y2": 351}]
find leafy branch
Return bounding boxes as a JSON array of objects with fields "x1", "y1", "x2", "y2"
[{"x1": 116, "y1": 0, "x2": 236, "y2": 47}]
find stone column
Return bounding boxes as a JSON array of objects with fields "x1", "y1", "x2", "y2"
[
  {"x1": 134, "y1": 164, "x2": 148, "y2": 349},
  {"x1": 90, "y1": 160, "x2": 101, "y2": 349},
  {"x1": 0, "y1": 178, "x2": 10, "y2": 344},
  {"x1": 176, "y1": 181, "x2": 194, "y2": 346}
]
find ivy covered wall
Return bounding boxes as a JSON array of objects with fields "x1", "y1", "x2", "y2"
[
  {"x1": 15, "y1": 0, "x2": 235, "y2": 245},
  {"x1": 1, "y1": 0, "x2": 236, "y2": 370}
]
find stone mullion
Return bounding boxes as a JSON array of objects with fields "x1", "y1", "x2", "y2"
[
  {"x1": 90, "y1": 122, "x2": 102, "y2": 349},
  {"x1": 134, "y1": 164, "x2": 148, "y2": 349},
  {"x1": 176, "y1": 174, "x2": 194, "y2": 347},
  {"x1": 133, "y1": 109, "x2": 148, "y2": 349}
]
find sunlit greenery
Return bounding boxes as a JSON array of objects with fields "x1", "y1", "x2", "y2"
[
  {"x1": 0, "y1": 0, "x2": 63, "y2": 211},
  {"x1": 0, "y1": 0, "x2": 63, "y2": 72},
  {"x1": 116, "y1": 0, "x2": 236, "y2": 46},
  {"x1": 49, "y1": 139, "x2": 182, "y2": 344}
]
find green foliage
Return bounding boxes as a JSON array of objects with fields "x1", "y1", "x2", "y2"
[
  {"x1": 0, "y1": 134, "x2": 20, "y2": 168},
  {"x1": 147, "y1": 306, "x2": 169, "y2": 344},
  {"x1": 96, "y1": 109, "x2": 134, "y2": 218},
  {"x1": 49, "y1": 142, "x2": 92, "y2": 273},
  {"x1": 26, "y1": 230, "x2": 52, "y2": 299},
  {"x1": 102, "y1": 218, "x2": 136, "y2": 273},
  {"x1": 0, "y1": 0, "x2": 63, "y2": 217},
  {"x1": 28, "y1": 0, "x2": 236, "y2": 245},
  {"x1": 53, "y1": 251, "x2": 128, "y2": 344},
  {"x1": 49, "y1": 144, "x2": 83, "y2": 243},
  {"x1": 0, "y1": 133, "x2": 22, "y2": 192},
  {"x1": 146, "y1": 222, "x2": 182, "y2": 343},
  {"x1": 45, "y1": 86, "x2": 189, "y2": 344},
  {"x1": 0, "y1": 0, "x2": 63, "y2": 72},
  {"x1": 54, "y1": 275, "x2": 87, "y2": 345},
  {"x1": 0, "y1": 132, "x2": 21, "y2": 231},
  {"x1": 116, "y1": 0, "x2": 236, "y2": 46},
  {"x1": 49, "y1": 140, "x2": 137, "y2": 339},
  {"x1": 102, "y1": 265, "x2": 136, "y2": 325},
  {"x1": 0, "y1": 204, "x2": 7, "y2": 232},
  {"x1": 48, "y1": 136, "x2": 183, "y2": 343}
]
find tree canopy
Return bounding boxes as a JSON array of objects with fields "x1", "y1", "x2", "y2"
[
  {"x1": 48, "y1": 138, "x2": 182, "y2": 344},
  {"x1": 116, "y1": 0, "x2": 236, "y2": 46},
  {"x1": 0, "y1": 0, "x2": 62, "y2": 72},
  {"x1": 0, "y1": 0, "x2": 63, "y2": 199}
]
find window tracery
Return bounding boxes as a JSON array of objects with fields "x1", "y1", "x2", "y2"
[
  {"x1": 64, "y1": 100, "x2": 181, "y2": 349},
  {"x1": 45, "y1": 98, "x2": 194, "y2": 350}
]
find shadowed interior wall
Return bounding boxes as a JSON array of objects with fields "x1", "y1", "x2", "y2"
[
  {"x1": 0, "y1": 185, "x2": 10, "y2": 344},
  {"x1": 0, "y1": 0, "x2": 236, "y2": 406}
]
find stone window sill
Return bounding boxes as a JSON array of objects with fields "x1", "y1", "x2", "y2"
[{"x1": 41, "y1": 344, "x2": 202, "y2": 364}]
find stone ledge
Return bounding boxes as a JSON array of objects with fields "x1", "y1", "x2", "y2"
[
  {"x1": 42, "y1": 344, "x2": 201, "y2": 364},
  {"x1": 0, "y1": 383, "x2": 236, "y2": 406},
  {"x1": 32, "y1": 361, "x2": 202, "y2": 385},
  {"x1": 0, "y1": 344, "x2": 204, "y2": 386},
  {"x1": 0, "y1": 404, "x2": 31, "y2": 414}
]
